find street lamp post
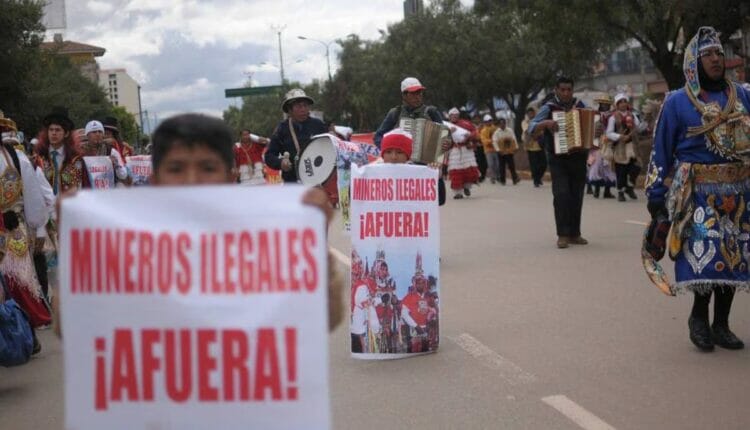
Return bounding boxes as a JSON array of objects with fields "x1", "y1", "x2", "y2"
[{"x1": 298, "y1": 36, "x2": 333, "y2": 82}]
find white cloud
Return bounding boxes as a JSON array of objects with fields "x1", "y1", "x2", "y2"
[{"x1": 62, "y1": 0, "x2": 474, "y2": 119}]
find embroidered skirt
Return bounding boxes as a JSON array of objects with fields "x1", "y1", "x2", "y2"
[{"x1": 669, "y1": 162, "x2": 750, "y2": 293}]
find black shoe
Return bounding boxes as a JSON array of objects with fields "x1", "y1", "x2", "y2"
[
  {"x1": 711, "y1": 324, "x2": 745, "y2": 350},
  {"x1": 453, "y1": 194, "x2": 463, "y2": 200},
  {"x1": 688, "y1": 317, "x2": 715, "y2": 352},
  {"x1": 586, "y1": 184, "x2": 593, "y2": 195},
  {"x1": 512, "y1": 178, "x2": 520, "y2": 185},
  {"x1": 603, "y1": 189, "x2": 615, "y2": 199},
  {"x1": 593, "y1": 188, "x2": 600, "y2": 198},
  {"x1": 626, "y1": 188, "x2": 638, "y2": 200},
  {"x1": 463, "y1": 187, "x2": 471, "y2": 196},
  {"x1": 617, "y1": 192, "x2": 626, "y2": 202}
]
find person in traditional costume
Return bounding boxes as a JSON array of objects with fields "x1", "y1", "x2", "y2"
[
  {"x1": 522, "y1": 107, "x2": 548, "y2": 187},
  {"x1": 607, "y1": 94, "x2": 645, "y2": 201},
  {"x1": 528, "y1": 77, "x2": 589, "y2": 249},
  {"x1": 446, "y1": 107, "x2": 480, "y2": 199},
  {"x1": 101, "y1": 116, "x2": 134, "y2": 158},
  {"x1": 35, "y1": 107, "x2": 90, "y2": 194},
  {"x1": 350, "y1": 249, "x2": 381, "y2": 353},
  {"x1": 491, "y1": 116, "x2": 520, "y2": 185},
  {"x1": 586, "y1": 95, "x2": 616, "y2": 199},
  {"x1": 234, "y1": 129, "x2": 268, "y2": 186},
  {"x1": 645, "y1": 27, "x2": 750, "y2": 351},
  {"x1": 400, "y1": 258, "x2": 436, "y2": 353},
  {"x1": 0, "y1": 111, "x2": 51, "y2": 350}
]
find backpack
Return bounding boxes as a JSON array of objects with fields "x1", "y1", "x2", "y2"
[{"x1": 0, "y1": 277, "x2": 34, "y2": 366}]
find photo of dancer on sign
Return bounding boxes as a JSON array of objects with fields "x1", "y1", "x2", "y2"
[{"x1": 350, "y1": 163, "x2": 440, "y2": 359}]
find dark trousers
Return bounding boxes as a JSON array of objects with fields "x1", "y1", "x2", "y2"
[
  {"x1": 615, "y1": 160, "x2": 640, "y2": 191},
  {"x1": 548, "y1": 151, "x2": 588, "y2": 237},
  {"x1": 33, "y1": 253, "x2": 49, "y2": 300},
  {"x1": 351, "y1": 334, "x2": 364, "y2": 353},
  {"x1": 527, "y1": 150, "x2": 547, "y2": 185},
  {"x1": 475, "y1": 146, "x2": 488, "y2": 181},
  {"x1": 498, "y1": 154, "x2": 519, "y2": 184}
]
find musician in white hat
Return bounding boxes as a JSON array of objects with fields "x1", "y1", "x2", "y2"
[
  {"x1": 373, "y1": 77, "x2": 444, "y2": 149},
  {"x1": 264, "y1": 88, "x2": 327, "y2": 183}
]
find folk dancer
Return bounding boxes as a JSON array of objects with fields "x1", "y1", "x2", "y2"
[
  {"x1": 0, "y1": 112, "x2": 51, "y2": 352},
  {"x1": 264, "y1": 89, "x2": 327, "y2": 183},
  {"x1": 234, "y1": 129, "x2": 268, "y2": 185},
  {"x1": 607, "y1": 93, "x2": 645, "y2": 202},
  {"x1": 446, "y1": 108, "x2": 480, "y2": 199},
  {"x1": 528, "y1": 77, "x2": 589, "y2": 249},
  {"x1": 491, "y1": 116, "x2": 520, "y2": 185},
  {"x1": 587, "y1": 95, "x2": 616, "y2": 198},
  {"x1": 522, "y1": 107, "x2": 548, "y2": 187},
  {"x1": 401, "y1": 254, "x2": 437, "y2": 353},
  {"x1": 350, "y1": 249, "x2": 381, "y2": 353},
  {"x1": 645, "y1": 27, "x2": 750, "y2": 351}
]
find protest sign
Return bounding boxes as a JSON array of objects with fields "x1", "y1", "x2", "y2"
[
  {"x1": 349, "y1": 164, "x2": 440, "y2": 359},
  {"x1": 125, "y1": 155, "x2": 152, "y2": 186},
  {"x1": 83, "y1": 156, "x2": 115, "y2": 189},
  {"x1": 60, "y1": 186, "x2": 330, "y2": 430},
  {"x1": 333, "y1": 139, "x2": 379, "y2": 231}
]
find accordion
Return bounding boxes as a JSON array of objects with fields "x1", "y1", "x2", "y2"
[
  {"x1": 552, "y1": 109, "x2": 596, "y2": 155},
  {"x1": 399, "y1": 118, "x2": 449, "y2": 163}
]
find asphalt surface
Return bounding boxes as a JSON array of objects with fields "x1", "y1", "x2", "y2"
[{"x1": 2, "y1": 179, "x2": 749, "y2": 429}]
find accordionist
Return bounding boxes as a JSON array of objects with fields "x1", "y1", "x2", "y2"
[{"x1": 527, "y1": 76, "x2": 590, "y2": 249}]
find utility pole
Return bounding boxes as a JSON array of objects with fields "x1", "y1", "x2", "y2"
[
  {"x1": 271, "y1": 24, "x2": 287, "y2": 84},
  {"x1": 298, "y1": 36, "x2": 333, "y2": 82}
]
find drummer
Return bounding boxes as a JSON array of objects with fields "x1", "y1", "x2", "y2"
[{"x1": 264, "y1": 88, "x2": 327, "y2": 183}]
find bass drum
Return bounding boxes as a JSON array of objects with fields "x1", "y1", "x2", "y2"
[{"x1": 296, "y1": 134, "x2": 338, "y2": 186}]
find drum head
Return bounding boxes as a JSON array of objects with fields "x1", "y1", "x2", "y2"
[{"x1": 297, "y1": 134, "x2": 338, "y2": 185}]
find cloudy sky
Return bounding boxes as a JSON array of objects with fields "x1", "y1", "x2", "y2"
[{"x1": 57, "y1": 0, "x2": 471, "y2": 127}]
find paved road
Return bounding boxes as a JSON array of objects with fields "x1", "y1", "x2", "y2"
[{"x1": 2, "y1": 180, "x2": 749, "y2": 429}]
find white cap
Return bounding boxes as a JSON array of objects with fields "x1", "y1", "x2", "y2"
[
  {"x1": 84, "y1": 120, "x2": 104, "y2": 135},
  {"x1": 448, "y1": 107, "x2": 460, "y2": 116},
  {"x1": 483, "y1": 114, "x2": 493, "y2": 122},
  {"x1": 30, "y1": 138, "x2": 38, "y2": 146},
  {"x1": 614, "y1": 93, "x2": 629, "y2": 105},
  {"x1": 400, "y1": 77, "x2": 425, "y2": 93}
]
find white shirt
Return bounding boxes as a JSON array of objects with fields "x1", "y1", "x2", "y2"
[
  {"x1": 0, "y1": 147, "x2": 49, "y2": 231},
  {"x1": 606, "y1": 111, "x2": 645, "y2": 142},
  {"x1": 350, "y1": 283, "x2": 381, "y2": 335}
]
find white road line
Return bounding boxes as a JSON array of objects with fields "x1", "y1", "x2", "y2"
[
  {"x1": 542, "y1": 395, "x2": 616, "y2": 430},
  {"x1": 624, "y1": 220, "x2": 648, "y2": 226},
  {"x1": 329, "y1": 247, "x2": 351, "y2": 267},
  {"x1": 449, "y1": 333, "x2": 536, "y2": 385}
]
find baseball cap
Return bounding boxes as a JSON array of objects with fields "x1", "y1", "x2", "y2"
[
  {"x1": 85, "y1": 120, "x2": 105, "y2": 135},
  {"x1": 400, "y1": 77, "x2": 426, "y2": 93}
]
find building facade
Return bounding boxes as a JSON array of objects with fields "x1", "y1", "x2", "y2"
[{"x1": 99, "y1": 69, "x2": 141, "y2": 127}]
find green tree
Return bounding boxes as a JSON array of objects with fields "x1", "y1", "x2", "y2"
[
  {"x1": 0, "y1": 0, "x2": 45, "y2": 130},
  {"x1": 585, "y1": 0, "x2": 749, "y2": 89},
  {"x1": 109, "y1": 106, "x2": 139, "y2": 147}
]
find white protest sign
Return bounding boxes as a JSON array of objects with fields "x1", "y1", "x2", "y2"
[
  {"x1": 125, "y1": 155, "x2": 152, "y2": 186},
  {"x1": 83, "y1": 156, "x2": 115, "y2": 189},
  {"x1": 60, "y1": 186, "x2": 330, "y2": 430},
  {"x1": 349, "y1": 164, "x2": 440, "y2": 359}
]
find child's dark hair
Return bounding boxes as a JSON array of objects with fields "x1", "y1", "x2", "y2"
[{"x1": 152, "y1": 114, "x2": 234, "y2": 170}]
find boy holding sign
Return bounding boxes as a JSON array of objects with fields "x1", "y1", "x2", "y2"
[{"x1": 58, "y1": 113, "x2": 342, "y2": 430}]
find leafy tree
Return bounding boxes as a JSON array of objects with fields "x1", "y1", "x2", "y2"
[
  {"x1": 109, "y1": 106, "x2": 139, "y2": 147},
  {"x1": 585, "y1": 0, "x2": 749, "y2": 89},
  {"x1": 0, "y1": 0, "x2": 45, "y2": 131}
]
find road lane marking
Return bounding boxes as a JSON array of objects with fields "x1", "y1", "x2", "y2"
[
  {"x1": 329, "y1": 247, "x2": 351, "y2": 267},
  {"x1": 449, "y1": 333, "x2": 536, "y2": 385},
  {"x1": 542, "y1": 395, "x2": 616, "y2": 430},
  {"x1": 624, "y1": 220, "x2": 648, "y2": 226}
]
